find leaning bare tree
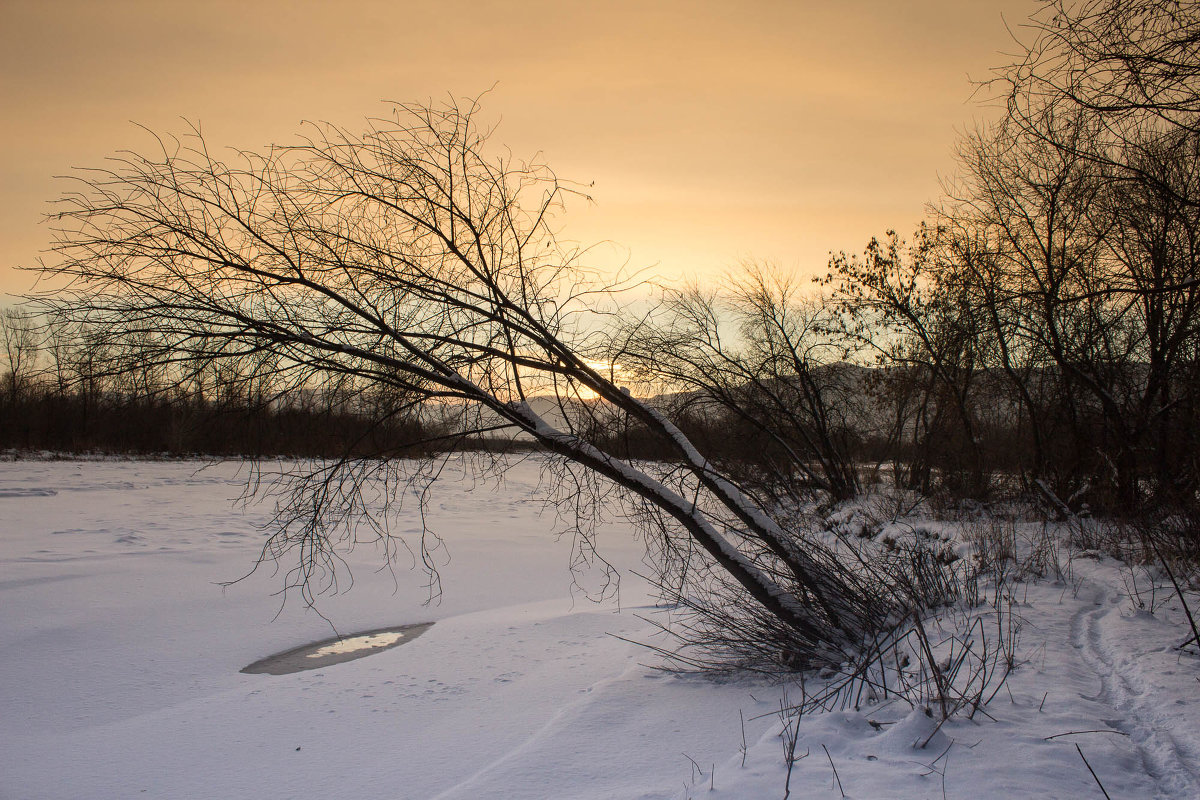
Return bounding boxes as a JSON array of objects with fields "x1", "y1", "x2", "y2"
[{"x1": 36, "y1": 99, "x2": 914, "y2": 669}]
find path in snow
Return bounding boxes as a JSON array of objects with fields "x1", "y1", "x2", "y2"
[{"x1": 1072, "y1": 587, "x2": 1200, "y2": 799}]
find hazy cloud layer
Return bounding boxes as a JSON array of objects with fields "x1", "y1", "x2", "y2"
[{"x1": 0, "y1": 0, "x2": 1036, "y2": 296}]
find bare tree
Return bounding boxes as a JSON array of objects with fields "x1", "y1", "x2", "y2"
[
  {"x1": 940, "y1": 0, "x2": 1200, "y2": 506},
  {"x1": 618, "y1": 265, "x2": 862, "y2": 506},
  {"x1": 37, "y1": 100, "x2": 905, "y2": 667},
  {"x1": 1, "y1": 308, "x2": 38, "y2": 403},
  {"x1": 824, "y1": 228, "x2": 993, "y2": 496},
  {"x1": 999, "y1": 0, "x2": 1200, "y2": 135}
]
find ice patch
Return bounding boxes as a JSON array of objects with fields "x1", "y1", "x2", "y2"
[{"x1": 240, "y1": 623, "x2": 434, "y2": 675}]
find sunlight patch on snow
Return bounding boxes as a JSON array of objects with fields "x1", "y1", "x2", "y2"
[{"x1": 304, "y1": 630, "x2": 407, "y2": 658}]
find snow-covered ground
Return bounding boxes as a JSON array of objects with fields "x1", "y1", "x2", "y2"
[{"x1": 2, "y1": 458, "x2": 1199, "y2": 799}]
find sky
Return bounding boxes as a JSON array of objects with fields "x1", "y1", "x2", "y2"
[{"x1": 0, "y1": 0, "x2": 1040, "y2": 300}]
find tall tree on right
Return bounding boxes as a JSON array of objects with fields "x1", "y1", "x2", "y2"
[{"x1": 931, "y1": 0, "x2": 1200, "y2": 507}]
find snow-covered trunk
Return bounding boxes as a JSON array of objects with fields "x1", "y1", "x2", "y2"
[
  {"x1": 503, "y1": 400, "x2": 850, "y2": 659},
  {"x1": 571, "y1": 386, "x2": 868, "y2": 641}
]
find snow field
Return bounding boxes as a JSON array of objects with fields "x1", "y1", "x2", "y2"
[{"x1": 2, "y1": 458, "x2": 1199, "y2": 798}]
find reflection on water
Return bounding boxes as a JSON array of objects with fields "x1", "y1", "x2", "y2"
[
  {"x1": 305, "y1": 631, "x2": 407, "y2": 658},
  {"x1": 240, "y1": 622, "x2": 433, "y2": 675}
]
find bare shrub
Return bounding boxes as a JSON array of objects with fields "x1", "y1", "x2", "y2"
[{"x1": 637, "y1": 496, "x2": 1020, "y2": 725}]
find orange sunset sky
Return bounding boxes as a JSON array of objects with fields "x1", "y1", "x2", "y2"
[{"x1": 1, "y1": 0, "x2": 1039, "y2": 300}]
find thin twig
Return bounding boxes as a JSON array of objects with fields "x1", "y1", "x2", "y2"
[
  {"x1": 1075, "y1": 743, "x2": 1113, "y2": 800},
  {"x1": 1044, "y1": 729, "x2": 1129, "y2": 740},
  {"x1": 822, "y1": 744, "x2": 846, "y2": 799},
  {"x1": 740, "y1": 709, "x2": 748, "y2": 768},
  {"x1": 1148, "y1": 535, "x2": 1200, "y2": 652}
]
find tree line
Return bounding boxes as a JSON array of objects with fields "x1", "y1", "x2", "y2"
[{"x1": 0, "y1": 309, "x2": 442, "y2": 457}]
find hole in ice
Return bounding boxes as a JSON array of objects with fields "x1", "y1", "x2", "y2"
[{"x1": 240, "y1": 623, "x2": 433, "y2": 675}]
